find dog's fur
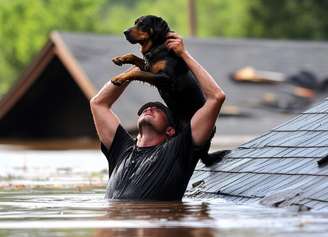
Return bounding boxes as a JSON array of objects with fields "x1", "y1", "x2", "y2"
[
  {"x1": 112, "y1": 15, "x2": 205, "y2": 126},
  {"x1": 112, "y1": 15, "x2": 225, "y2": 166}
]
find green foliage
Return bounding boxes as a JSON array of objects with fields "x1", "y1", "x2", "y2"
[
  {"x1": 197, "y1": 0, "x2": 253, "y2": 37},
  {"x1": 99, "y1": 0, "x2": 189, "y2": 35},
  {"x1": 0, "y1": 0, "x2": 327, "y2": 96},
  {"x1": 0, "y1": 0, "x2": 106, "y2": 95},
  {"x1": 247, "y1": 0, "x2": 328, "y2": 39}
]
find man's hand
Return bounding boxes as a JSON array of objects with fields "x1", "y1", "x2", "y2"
[{"x1": 165, "y1": 32, "x2": 187, "y2": 57}]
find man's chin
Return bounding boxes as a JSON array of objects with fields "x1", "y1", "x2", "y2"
[
  {"x1": 138, "y1": 119, "x2": 161, "y2": 132},
  {"x1": 138, "y1": 118, "x2": 152, "y2": 128}
]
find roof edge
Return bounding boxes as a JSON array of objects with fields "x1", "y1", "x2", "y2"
[
  {"x1": 50, "y1": 31, "x2": 96, "y2": 99},
  {"x1": 0, "y1": 40, "x2": 56, "y2": 120},
  {"x1": 57, "y1": 31, "x2": 328, "y2": 48}
]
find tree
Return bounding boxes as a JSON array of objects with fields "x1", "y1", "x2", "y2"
[
  {"x1": 0, "y1": 0, "x2": 106, "y2": 95},
  {"x1": 247, "y1": 0, "x2": 328, "y2": 39},
  {"x1": 197, "y1": 0, "x2": 253, "y2": 37},
  {"x1": 1, "y1": 0, "x2": 328, "y2": 96}
]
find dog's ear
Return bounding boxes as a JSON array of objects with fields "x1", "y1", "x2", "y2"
[{"x1": 150, "y1": 17, "x2": 170, "y2": 44}]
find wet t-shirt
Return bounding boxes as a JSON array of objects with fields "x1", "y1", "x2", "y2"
[{"x1": 101, "y1": 124, "x2": 198, "y2": 201}]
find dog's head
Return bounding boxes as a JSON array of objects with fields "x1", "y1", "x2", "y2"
[{"x1": 124, "y1": 15, "x2": 170, "y2": 47}]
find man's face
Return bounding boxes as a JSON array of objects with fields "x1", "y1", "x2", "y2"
[{"x1": 137, "y1": 106, "x2": 170, "y2": 133}]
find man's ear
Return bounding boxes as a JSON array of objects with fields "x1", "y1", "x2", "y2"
[{"x1": 166, "y1": 127, "x2": 176, "y2": 137}]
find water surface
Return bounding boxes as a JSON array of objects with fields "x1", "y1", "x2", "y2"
[
  {"x1": 1, "y1": 187, "x2": 328, "y2": 237},
  {"x1": 1, "y1": 149, "x2": 328, "y2": 236}
]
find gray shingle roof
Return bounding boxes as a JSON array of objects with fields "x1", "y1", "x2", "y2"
[
  {"x1": 187, "y1": 97, "x2": 328, "y2": 211},
  {"x1": 59, "y1": 32, "x2": 328, "y2": 135}
]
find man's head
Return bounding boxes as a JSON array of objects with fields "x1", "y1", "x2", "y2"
[{"x1": 137, "y1": 102, "x2": 176, "y2": 138}]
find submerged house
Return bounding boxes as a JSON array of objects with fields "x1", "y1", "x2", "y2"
[
  {"x1": 0, "y1": 32, "x2": 328, "y2": 148},
  {"x1": 188, "y1": 97, "x2": 328, "y2": 211}
]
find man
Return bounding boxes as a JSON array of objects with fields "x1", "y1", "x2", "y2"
[{"x1": 90, "y1": 33, "x2": 225, "y2": 200}]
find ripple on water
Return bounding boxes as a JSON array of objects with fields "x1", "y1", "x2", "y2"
[{"x1": 1, "y1": 188, "x2": 328, "y2": 237}]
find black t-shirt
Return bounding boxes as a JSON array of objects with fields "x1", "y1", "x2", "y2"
[{"x1": 101, "y1": 124, "x2": 199, "y2": 201}]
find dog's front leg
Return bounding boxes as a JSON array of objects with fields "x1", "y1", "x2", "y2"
[
  {"x1": 112, "y1": 53, "x2": 146, "y2": 70},
  {"x1": 112, "y1": 70, "x2": 169, "y2": 86}
]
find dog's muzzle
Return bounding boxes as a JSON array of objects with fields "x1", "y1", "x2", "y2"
[{"x1": 124, "y1": 30, "x2": 138, "y2": 44}]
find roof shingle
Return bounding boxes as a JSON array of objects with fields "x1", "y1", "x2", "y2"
[{"x1": 188, "y1": 98, "x2": 328, "y2": 210}]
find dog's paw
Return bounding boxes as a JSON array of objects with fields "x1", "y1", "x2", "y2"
[
  {"x1": 111, "y1": 74, "x2": 128, "y2": 86},
  {"x1": 111, "y1": 78, "x2": 124, "y2": 86},
  {"x1": 112, "y1": 57, "x2": 124, "y2": 66}
]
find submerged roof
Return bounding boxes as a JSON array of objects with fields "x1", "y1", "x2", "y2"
[
  {"x1": 0, "y1": 33, "x2": 98, "y2": 139},
  {"x1": 1, "y1": 32, "x2": 328, "y2": 139},
  {"x1": 188, "y1": 97, "x2": 328, "y2": 211},
  {"x1": 59, "y1": 32, "x2": 328, "y2": 135}
]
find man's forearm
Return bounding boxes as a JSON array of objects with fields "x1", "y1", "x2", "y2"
[
  {"x1": 90, "y1": 81, "x2": 129, "y2": 108},
  {"x1": 180, "y1": 51, "x2": 225, "y2": 101},
  {"x1": 89, "y1": 80, "x2": 129, "y2": 148},
  {"x1": 91, "y1": 66, "x2": 140, "y2": 107},
  {"x1": 165, "y1": 32, "x2": 225, "y2": 145}
]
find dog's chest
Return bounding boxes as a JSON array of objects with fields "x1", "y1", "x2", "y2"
[
  {"x1": 147, "y1": 60, "x2": 167, "y2": 74},
  {"x1": 143, "y1": 48, "x2": 169, "y2": 74}
]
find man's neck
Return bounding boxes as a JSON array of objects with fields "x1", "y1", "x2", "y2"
[{"x1": 136, "y1": 127, "x2": 167, "y2": 147}]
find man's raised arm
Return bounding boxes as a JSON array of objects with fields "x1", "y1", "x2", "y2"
[
  {"x1": 90, "y1": 67, "x2": 136, "y2": 149},
  {"x1": 166, "y1": 33, "x2": 225, "y2": 146}
]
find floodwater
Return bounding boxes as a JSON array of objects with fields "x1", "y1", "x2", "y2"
[
  {"x1": 1, "y1": 148, "x2": 328, "y2": 237},
  {"x1": 1, "y1": 188, "x2": 328, "y2": 237}
]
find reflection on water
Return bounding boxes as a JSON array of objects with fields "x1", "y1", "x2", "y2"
[
  {"x1": 94, "y1": 227, "x2": 217, "y2": 237},
  {"x1": 1, "y1": 148, "x2": 328, "y2": 236},
  {"x1": 1, "y1": 188, "x2": 328, "y2": 237}
]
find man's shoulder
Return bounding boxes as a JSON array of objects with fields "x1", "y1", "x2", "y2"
[
  {"x1": 114, "y1": 124, "x2": 134, "y2": 141},
  {"x1": 101, "y1": 124, "x2": 134, "y2": 158},
  {"x1": 164, "y1": 124, "x2": 192, "y2": 148}
]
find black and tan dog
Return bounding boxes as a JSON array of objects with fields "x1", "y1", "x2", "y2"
[{"x1": 112, "y1": 15, "x2": 229, "y2": 166}]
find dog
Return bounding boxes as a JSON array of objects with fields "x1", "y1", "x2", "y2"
[{"x1": 112, "y1": 15, "x2": 229, "y2": 166}]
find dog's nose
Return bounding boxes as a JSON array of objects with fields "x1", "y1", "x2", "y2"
[{"x1": 124, "y1": 30, "x2": 129, "y2": 36}]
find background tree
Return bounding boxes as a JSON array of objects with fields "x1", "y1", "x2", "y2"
[
  {"x1": 247, "y1": 0, "x2": 328, "y2": 39},
  {"x1": 0, "y1": 0, "x2": 106, "y2": 95},
  {"x1": 0, "y1": 0, "x2": 327, "y2": 96}
]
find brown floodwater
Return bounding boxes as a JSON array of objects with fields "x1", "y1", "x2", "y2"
[
  {"x1": 1, "y1": 148, "x2": 328, "y2": 237},
  {"x1": 1, "y1": 187, "x2": 328, "y2": 237}
]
